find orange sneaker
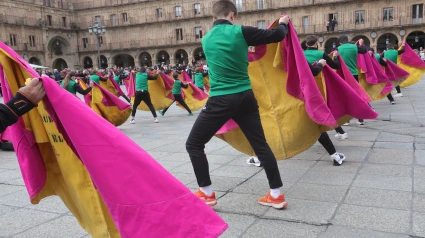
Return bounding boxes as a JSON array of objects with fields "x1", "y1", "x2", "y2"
[
  {"x1": 258, "y1": 192, "x2": 288, "y2": 209},
  {"x1": 194, "y1": 189, "x2": 217, "y2": 207}
]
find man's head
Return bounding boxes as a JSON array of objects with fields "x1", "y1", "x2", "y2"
[
  {"x1": 173, "y1": 72, "x2": 179, "y2": 79},
  {"x1": 368, "y1": 47, "x2": 375, "y2": 53},
  {"x1": 212, "y1": 0, "x2": 237, "y2": 22},
  {"x1": 338, "y1": 35, "x2": 349, "y2": 45},
  {"x1": 305, "y1": 35, "x2": 318, "y2": 48},
  {"x1": 386, "y1": 43, "x2": 394, "y2": 49}
]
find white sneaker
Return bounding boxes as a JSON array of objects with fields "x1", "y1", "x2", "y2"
[
  {"x1": 331, "y1": 152, "x2": 346, "y2": 166},
  {"x1": 335, "y1": 133, "x2": 348, "y2": 140},
  {"x1": 246, "y1": 156, "x2": 262, "y2": 167},
  {"x1": 391, "y1": 101, "x2": 396, "y2": 105},
  {"x1": 343, "y1": 122, "x2": 350, "y2": 126},
  {"x1": 154, "y1": 118, "x2": 159, "y2": 123},
  {"x1": 357, "y1": 121, "x2": 364, "y2": 125},
  {"x1": 394, "y1": 93, "x2": 403, "y2": 98},
  {"x1": 130, "y1": 119, "x2": 135, "y2": 124}
]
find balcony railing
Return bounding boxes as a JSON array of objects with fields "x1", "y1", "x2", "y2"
[{"x1": 8, "y1": 43, "x2": 44, "y2": 52}]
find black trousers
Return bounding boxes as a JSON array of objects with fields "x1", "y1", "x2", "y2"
[
  {"x1": 198, "y1": 87, "x2": 205, "y2": 92},
  {"x1": 387, "y1": 93, "x2": 394, "y2": 102},
  {"x1": 318, "y1": 132, "x2": 336, "y2": 155},
  {"x1": 395, "y1": 86, "x2": 401, "y2": 94},
  {"x1": 352, "y1": 75, "x2": 364, "y2": 123},
  {"x1": 122, "y1": 95, "x2": 131, "y2": 103},
  {"x1": 335, "y1": 126, "x2": 345, "y2": 134},
  {"x1": 131, "y1": 91, "x2": 157, "y2": 118},
  {"x1": 186, "y1": 90, "x2": 283, "y2": 189},
  {"x1": 162, "y1": 94, "x2": 192, "y2": 115}
]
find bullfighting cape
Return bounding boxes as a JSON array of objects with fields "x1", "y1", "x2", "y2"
[
  {"x1": 128, "y1": 71, "x2": 174, "y2": 111},
  {"x1": 215, "y1": 19, "x2": 377, "y2": 160},
  {"x1": 384, "y1": 59, "x2": 410, "y2": 87},
  {"x1": 0, "y1": 42, "x2": 227, "y2": 238},
  {"x1": 356, "y1": 51, "x2": 388, "y2": 100},
  {"x1": 99, "y1": 75, "x2": 126, "y2": 98},
  {"x1": 173, "y1": 71, "x2": 209, "y2": 111},
  {"x1": 79, "y1": 80, "x2": 131, "y2": 127},
  {"x1": 398, "y1": 44, "x2": 425, "y2": 88}
]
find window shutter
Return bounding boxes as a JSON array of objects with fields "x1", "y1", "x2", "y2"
[{"x1": 406, "y1": 5, "x2": 411, "y2": 18}]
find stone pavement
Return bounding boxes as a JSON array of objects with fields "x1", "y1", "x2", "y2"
[{"x1": 1, "y1": 77, "x2": 425, "y2": 238}]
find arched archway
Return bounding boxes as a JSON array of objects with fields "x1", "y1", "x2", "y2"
[
  {"x1": 52, "y1": 58, "x2": 68, "y2": 71},
  {"x1": 174, "y1": 49, "x2": 188, "y2": 65},
  {"x1": 193, "y1": 47, "x2": 205, "y2": 63},
  {"x1": 97, "y1": 55, "x2": 108, "y2": 69},
  {"x1": 324, "y1": 37, "x2": 338, "y2": 54},
  {"x1": 352, "y1": 35, "x2": 371, "y2": 47},
  {"x1": 28, "y1": 57, "x2": 41, "y2": 65},
  {"x1": 156, "y1": 50, "x2": 170, "y2": 65},
  {"x1": 48, "y1": 36, "x2": 70, "y2": 56},
  {"x1": 406, "y1": 31, "x2": 425, "y2": 50},
  {"x1": 83, "y1": 56, "x2": 93, "y2": 69},
  {"x1": 113, "y1": 54, "x2": 134, "y2": 67},
  {"x1": 139, "y1": 52, "x2": 152, "y2": 67},
  {"x1": 377, "y1": 33, "x2": 399, "y2": 53}
]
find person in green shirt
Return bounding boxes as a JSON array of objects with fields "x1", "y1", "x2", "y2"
[
  {"x1": 193, "y1": 67, "x2": 209, "y2": 91},
  {"x1": 158, "y1": 72, "x2": 192, "y2": 116},
  {"x1": 61, "y1": 72, "x2": 93, "y2": 96},
  {"x1": 384, "y1": 42, "x2": 405, "y2": 97},
  {"x1": 185, "y1": 0, "x2": 289, "y2": 209},
  {"x1": 89, "y1": 70, "x2": 107, "y2": 84},
  {"x1": 367, "y1": 48, "x2": 396, "y2": 105},
  {"x1": 337, "y1": 35, "x2": 367, "y2": 125},
  {"x1": 130, "y1": 67, "x2": 159, "y2": 124}
]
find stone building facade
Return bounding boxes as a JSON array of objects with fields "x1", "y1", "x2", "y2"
[{"x1": 1, "y1": 0, "x2": 424, "y2": 70}]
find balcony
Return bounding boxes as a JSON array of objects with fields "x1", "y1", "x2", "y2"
[
  {"x1": 8, "y1": 43, "x2": 44, "y2": 52},
  {"x1": 0, "y1": 15, "x2": 40, "y2": 27}
]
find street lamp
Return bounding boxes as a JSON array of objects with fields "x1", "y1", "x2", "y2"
[
  {"x1": 386, "y1": 34, "x2": 390, "y2": 44},
  {"x1": 88, "y1": 20, "x2": 106, "y2": 69},
  {"x1": 415, "y1": 33, "x2": 419, "y2": 43}
]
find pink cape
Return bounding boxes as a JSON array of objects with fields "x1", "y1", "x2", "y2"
[
  {"x1": 401, "y1": 44, "x2": 425, "y2": 68},
  {"x1": 369, "y1": 54, "x2": 393, "y2": 95},
  {"x1": 385, "y1": 60, "x2": 410, "y2": 81},
  {"x1": 83, "y1": 82, "x2": 130, "y2": 111},
  {"x1": 109, "y1": 75, "x2": 125, "y2": 97},
  {"x1": 0, "y1": 42, "x2": 228, "y2": 238}
]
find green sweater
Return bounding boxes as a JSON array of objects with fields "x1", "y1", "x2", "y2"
[
  {"x1": 61, "y1": 80, "x2": 76, "y2": 94},
  {"x1": 384, "y1": 49, "x2": 398, "y2": 64},
  {"x1": 202, "y1": 23, "x2": 251, "y2": 97},
  {"x1": 304, "y1": 49, "x2": 324, "y2": 64},
  {"x1": 194, "y1": 73, "x2": 205, "y2": 88},
  {"x1": 338, "y1": 43, "x2": 359, "y2": 76},
  {"x1": 172, "y1": 80, "x2": 183, "y2": 94},
  {"x1": 135, "y1": 73, "x2": 148, "y2": 91},
  {"x1": 90, "y1": 75, "x2": 101, "y2": 84}
]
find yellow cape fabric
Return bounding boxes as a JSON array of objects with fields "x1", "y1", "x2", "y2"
[
  {"x1": 80, "y1": 81, "x2": 131, "y2": 127},
  {"x1": 215, "y1": 38, "x2": 325, "y2": 160},
  {"x1": 204, "y1": 76, "x2": 210, "y2": 92},
  {"x1": 357, "y1": 69, "x2": 386, "y2": 101},
  {"x1": 177, "y1": 84, "x2": 208, "y2": 112},
  {"x1": 398, "y1": 56, "x2": 425, "y2": 88},
  {"x1": 100, "y1": 78, "x2": 120, "y2": 97},
  {"x1": 131, "y1": 73, "x2": 174, "y2": 111},
  {"x1": 0, "y1": 50, "x2": 120, "y2": 238}
]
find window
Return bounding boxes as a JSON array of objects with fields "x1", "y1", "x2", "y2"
[
  {"x1": 257, "y1": 0, "x2": 264, "y2": 10},
  {"x1": 355, "y1": 10, "x2": 365, "y2": 24},
  {"x1": 82, "y1": 38, "x2": 88, "y2": 48},
  {"x1": 95, "y1": 15, "x2": 101, "y2": 23},
  {"x1": 257, "y1": 20, "x2": 266, "y2": 29},
  {"x1": 383, "y1": 8, "x2": 393, "y2": 22},
  {"x1": 235, "y1": 0, "x2": 242, "y2": 12},
  {"x1": 175, "y1": 6, "x2": 182, "y2": 17},
  {"x1": 176, "y1": 28, "x2": 183, "y2": 40},
  {"x1": 110, "y1": 14, "x2": 116, "y2": 24},
  {"x1": 29, "y1": 35, "x2": 36, "y2": 47},
  {"x1": 412, "y1": 4, "x2": 424, "y2": 22},
  {"x1": 195, "y1": 26, "x2": 203, "y2": 39},
  {"x1": 99, "y1": 36, "x2": 104, "y2": 46},
  {"x1": 302, "y1": 16, "x2": 309, "y2": 30},
  {"x1": 122, "y1": 13, "x2": 128, "y2": 22},
  {"x1": 62, "y1": 17, "x2": 67, "y2": 27},
  {"x1": 47, "y1": 15, "x2": 52, "y2": 26},
  {"x1": 304, "y1": 0, "x2": 312, "y2": 3},
  {"x1": 194, "y1": 3, "x2": 201, "y2": 15},
  {"x1": 156, "y1": 8, "x2": 163, "y2": 18},
  {"x1": 9, "y1": 34, "x2": 17, "y2": 46},
  {"x1": 43, "y1": 0, "x2": 51, "y2": 7}
]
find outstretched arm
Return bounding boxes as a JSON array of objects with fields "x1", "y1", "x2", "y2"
[{"x1": 241, "y1": 16, "x2": 290, "y2": 46}]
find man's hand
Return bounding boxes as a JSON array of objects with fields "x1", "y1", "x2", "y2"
[
  {"x1": 383, "y1": 58, "x2": 387, "y2": 62},
  {"x1": 318, "y1": 59, "x2": 327, "y2": 66},
  {"x1": 279, "y1": 15, "x2": 290, "y2": 25},
  {"x1": 19, "y1": 78, "x2": 45, "y2": 105},
  {"x1": 368, "y1": 51, "x2": 373, "y2": 56},
  {"x1": 89, "y1": 81, "x2": 94, "y2": 87},
  {"x1": 402, "y1": 41, "x2": 405, "y2": 47},
  {"x1": 333, "y1": 51, "x2": 339, "y2": 57},
  {"x1": 358, "y1": 38, "x2": 364, "y2": 45}
]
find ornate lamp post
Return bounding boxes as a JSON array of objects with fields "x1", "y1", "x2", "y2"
[{"x1": 88, "y1": 20, "x2": 106, "y2": 69}]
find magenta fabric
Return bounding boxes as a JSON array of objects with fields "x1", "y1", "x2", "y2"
[
  {"x1": 182, "y1": 71, "x2": 193, "y2": 83},
  {"x1": 336, "y1": 55, "x2": 371, "y2": 102},
  {"x1": 159, "y1": 72, "x2": 177, "y2": 100},
  {"x1": 368, "y1": 54, "x2": 393, "y2": 95},
  {"x1": 123, "y1": 75, "x2": 131, "y2": 95},
  {"x1": 0, "y1": 128, "x2": 12, "y2": 141},
  {"x1": 127, "y1": 73, "x2": 136, "y2": 97},
  {"x1": 385, "y1": 60, "x2": 410, "y2": 82},
  {"x1": 322, "y1": 66, "x2": 378, "y2": 120},
  {"x1": 93, "y1": 82, "x2": 131, "y2": 110},
  {"x1": 401, "y1": 44, "x2": 425, "y2": 68},
  {"x1": 216, "y1": 120, "x2": 239, "y2": 134},
  {"x1": 357, "y1": 53, "x2": 379, "y2": 84},
  {"x1": 109, "y1": 75, "x2": 125, "y2": 97}
]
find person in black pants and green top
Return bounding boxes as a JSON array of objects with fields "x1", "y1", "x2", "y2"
[
  {"x1": 130, "y1": 67, "x2": 159, "y2": 124},
  {"x1": 384, "y1": 42, "x2": 405, "y2": 97},
  {"x1": 337, "y1": 35, "x2": 367, "y2": 125},
  {"x1": 61, "y1": 72, "x2": 93, "y2": 96},
  {"x1": 193, "y1": 67, "x2": 208, "y2": 91},
  {"x1": 303, "y1": 35, "x2": 348, "y2": 140},
  {"x1": 89, "y1": 70, "x2": 107, "y2": 84},
  {"x1": 159, "y1": 72, "x2": 193, "y2": 116},
  {"x1": 186, "y1": 0, "x2": 289, "y2": 209},
  {"x1": 367, "y1": 48, "x2": 396, "y2": 104}
]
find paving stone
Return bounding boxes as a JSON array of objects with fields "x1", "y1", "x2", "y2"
[
  {"x1": 291, "y1": 146, "x2": 327, "y2": 161},
  {"x1": 13, "y1": 215, "x2": 87, "y2": 238},
  {"x1": 0, "y1": 208, "x2": 60, "y2": 236},
  {"x1": 0, "y1": 169, "x2": 22, "y2": 183},
  {"x1": 299, "y1": 170, "x2": 356, "y2": 186},
  {"x1": 415, "y1": 143, "x2": 425, "y2": 150},
  {"x1": 332, "y1": 140, "x2": 374, "y2": 148},
  {"x1": 344, "y1": 187, "x2": 412, "y2": 210},
  {"x1": 216, "y1": 213, "x2": 256, "y2": 238},
  {"x1": 243, "y1": 219, "x2": 326, "y2": 238},
  {"x1": 233, "y1": 179, "x2": 294, "y2": 195},
  {"x1": 6, "y1": 177, "x2": 25, "y2": 186},
  {"x1": 0, "y1": 204, "x2": 18, "y2": 216},
  {"x1": 0, "y1": 158, "x2": 19, "y2": 169},
  {"x1": 155, "y1": 160, "x2": 188, "y2": 171},
  {"x1": 169, "y1": 172, "x2": 197, "y2": 186},
  {"x1": 0, "y1": 190, "x2": 33, "y2": 207},
  {"x1": 310, "y1": 161, "x2": 361, "y2": 173},
  {"x1": 207, "y1": 154, "x2": 240, "y2": 165},
  {"x1": 214, "y1": 192, "x2": 269, "y2": 216},
  {"x1": 159, "y1": 152, "x2": 190, "y2": 162},
  {"x1": 252, "y1": 168, "x2": 308, "y2": 182},
  {"x1": 0, "y1": 184, "x2": 25, "y2": 197},
  {"x1": 340, "y1": 130, "x2": 379, "y2": 141},
  {"x1": 172, "y1": 162, "x2": 222, "y2": 174},
  {"x1": 373, "y1": 142, "x2": 413, "y2": 149},
  {"x1": 353, "y1": 174, "x2": 412, "y2": 192},
  {"x1": 211, "y1": 165, "x2": 262, "y2": 179},
  {"x1": 277, "y1": 160, "x2": 317, "y2": 170},
  {"x1": 414, "y1": 193, "x2": 425, "y2": 213},
  {"x1": 151, "y1": 141, "x2": 187, "y2": 153},
  {"x1": 413, "y1": 212, "x2": 425, "y2": 237},
  {"x1": 26, "y1": 196, "x2": 70, "y2": 214},
  {"x1": 415, "y1": 150, "x2": 425, "y2": 165},
  {"x1": 137, "y1": 139, "x2": 177, "y2": 151},
  {"x1": 359, "y1": 164, "x2": 412, "y2": 177},
  {"x1": 209, "y1": 145, "x2": 245, "y2": 156},
  {"x1": 187, "y1": 176, "x2": 245, "y2": 192},
  {"x1": 367, "y1": 148, "x2": 413, "y2": 165},
  {"x1": 264, "y1": 198, "x2": 338, "y2": 225},
  {"x1": 321, "y1": 147, "x2": 370, "y2": 162},
  {"x1": 377, "y1": 132, "x2": 414, "y2": 143},
  {"x1": 333, "y1": 204, "x2": 410, "y2": 233},
  {"x1": 146, "y1": 151, "x2": 171, "y2": 160},
  {"x1": 318, "y1": 225, "x2": 410, "y2": 238},
  {"x1": 286, "y1": 183, "x2": 348, "y2": 203}
]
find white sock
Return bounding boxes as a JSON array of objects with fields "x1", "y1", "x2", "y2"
[
  {"x1": 200, "y1": 186, "x2": 213, "y2": 196},
  {"x1": 270, "y1": 188, "x2": 281, "y2": 198}
]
